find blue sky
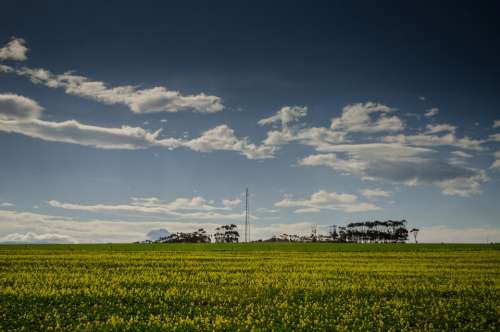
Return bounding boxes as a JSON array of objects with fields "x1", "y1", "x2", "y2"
[{"x1": 0, "y1": 1, "x2": 499, "y2": 243}]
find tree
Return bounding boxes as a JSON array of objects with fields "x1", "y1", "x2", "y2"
[
  {"x1": 344, "y1": 220, "x2": 409, "y2": 243},
  {"x1": 214, "y1": 224, "x2": 240, "y2": 243},
  {"x1": 157, "y1": 228, "x2": 210, "y2": 243},
  {"x1": 410, "y1": 228, "x2": 419, "y2": 243}
]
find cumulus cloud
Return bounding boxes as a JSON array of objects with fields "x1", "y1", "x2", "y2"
[
  {"x1": 0, "y1": 202, "x2": 15, "y2": 207},
  {"x1": 274, "y1": 190, "x2": 381, "y2": 213},
  {"x1": 0, "y1": 37, "x2": 28, "y2": 61},
  {"x1": 493, "y1": 120, "x2": 500, "y2": 128},
  {"x1": 0, "y1": 93, "x2": 43, "y2": 120},
  {"x1": 48, "y1": 196, "x2": 245, "y2": 220},
  {"x1": 259, "y1": 102, "x2": 403, "y2": 153},
  {"x1": 259, "y1": 102, "x2": 404, "y2": 155},
  {"x1": 184, "y1": 125, "x2": 275, "y2": 159},
  {"x1": 330, "y1": 102, "x2": 404, "y2": 133},
  {"x1": 258, "y1": 106, "x2": 307, "y2": 129},
  {"x1": 256, "y1": 103, "x2": 491, "y2": 198},
  {"x1": 299, "y1": 143, "x2": 487, "y2": 197},
  {"x1": 360, "y1": 189, "x2": 391, "y2": 198},
  {"x1": 426, "y1": 123, "x2": 456, "y2": 134},
  {"x1": 437, "y1": 171, "x2": 488, "y2": 197},
  {"x1": 259, "y1": 106, "x2": 347, "y2": 150},
  {"x1": 0, "y1": 64, "x2": 223, "y2": 114},
  {"x1": 424, "y1": 108, "x2": 439, "y2": 118}
]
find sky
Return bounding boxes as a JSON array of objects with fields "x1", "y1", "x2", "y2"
[{"x1": 0, "y1": 1, "x2": 499, "y2": 243}]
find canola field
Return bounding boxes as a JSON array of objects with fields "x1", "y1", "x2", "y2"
[{"x1": 0, "y1": 243, "x2": 498, "y2": 331}]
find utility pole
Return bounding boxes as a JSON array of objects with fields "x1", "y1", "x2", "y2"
[{"x1": 245, "y1": 188, "x2": 249, "y2": 242}]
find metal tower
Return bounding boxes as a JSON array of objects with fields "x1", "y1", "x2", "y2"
[{"x1": 245, "y1": 188, "x2": 249, "y2": 242}]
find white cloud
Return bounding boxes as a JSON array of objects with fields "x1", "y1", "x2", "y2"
[
  {"x1": 0, "y1": 118, "x2": 169, "y2": 150},
  {"x1": 424, "y1": 107, "x2": 439, "y2": 118},
  {"x1": 294, "y1": 127, "x2": 347, "y2": 150},
  {"x1": 260, "y1": 103, "x2": 405, "y2": 154},
  {"x1": 0, "y1": 208, "x2": 311, "y2": 243},
  {"x1": 0, "y1": 232, "x2": 77, "y2": 244},
  {"x1": 258, "y1": 106, "x2": 307, "y2": 129},
  {"x1": 493, "y1": 120, "x2": 500, "y2": 128},
  {"x1": 382, "y1": 132, "x2": 484, "y2": 151},
  {"x1": 222, "y1": 198, "x2": 242, "y2": 208},
  {"x1": 0, "y1": 209, "x2": 221, "y2": 243},
  {"x1": 360, "y1": 189, "x2": 391, "y2": 198},
  {"x1": 0, "y1": 37, "x2": 28, "y2": 61},
  {"x1": 48, "y1": 196, "x2": 245, "y2": 220},
  {"x1": 0, "y1": 94, "x2": 273, "y2": 158},
  {"x1": 1, "y1": 64, "x2": 223, "y2": 114},
  {"x1": 274, "y1": 190, "x2": 381, "y2": 213},
  {"x1": 262, "y1": 126, "x2": 347, "y2": 150},
  {"x1": 490, "y1": 151, "x2": 500, "y2": 170},
  {"x1": 490, "y1": 160, "x2": 500, "y2": 170},
  {"x1": 0, "y1": 93, "x2": 43, "y2": 120},
  {"x1": 183, "y1": 125, "x2": 275, "y2": 159},
  {"x1": 0, "y1": 202, "x2": 15, "y2": 207},
  {"x1": 327, "y1": 142, "x2": 429, "y2": 158},
  {"x1": 330, "y1": 102, "x2": 404, "y2": 133},
  {"x1": 426, "y1": 123, "x2": 456, "y2": 134},
  {"x1": 299, "y1": 143, "x2": 487, "y2": 197},
  {"x1": 259, "y1": 103, "x2": 404, "y2": 155},
  {"x1": 437, "y1": 171, "x2": 488, "y2": 197},
  {"x1": 0, "y1": 119, "x2": 272, "y2": 158},
  {"x1": 0, "y1": 93, "x2": 173, "y2": 149}
]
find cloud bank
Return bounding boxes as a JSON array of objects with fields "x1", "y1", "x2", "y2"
[
  {"x1": 48, "y1": 195, "x2": 246, "y2": 220},
  {"x1": 0, "y1": 93, "x2": 273, "y2": 158},
  {"x1": 274, "y1": 190, "x2": 381, "y2": 213}
]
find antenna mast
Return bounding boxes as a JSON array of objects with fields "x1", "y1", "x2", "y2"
[{"x1": 245, "y1": 188, "x2": 249, "y2": 242}]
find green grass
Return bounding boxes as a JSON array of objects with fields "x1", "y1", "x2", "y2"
[
  {"x1": 0, "y1": 243, "x2": 498, "y2": 331},
  {"x1": 0, "y1": 242, "x2": 497, "y2": 252}
]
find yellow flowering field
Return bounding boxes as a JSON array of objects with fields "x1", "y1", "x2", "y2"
[{"x1": 0, "y1": 244, "x2": 498, "y2": 331}]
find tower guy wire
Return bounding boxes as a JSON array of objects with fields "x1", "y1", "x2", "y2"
[{"x1": 245, "y1": 188, "x2": 249, "y2": 242}]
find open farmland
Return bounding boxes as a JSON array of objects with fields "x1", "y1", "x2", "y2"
[{"x1": 0, "y1": 244, "x2": 498, "y2": 331}]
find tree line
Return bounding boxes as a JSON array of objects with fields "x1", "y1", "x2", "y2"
[
  {"x1": 265, "y1": 220, "x2": 419, "y2": 243},
  {"x1": 139, "y1": 224, "x2": 240, "y2": 244},
  {"x1": 137, "y1": 220, "x2": 419, "y2": 244}
]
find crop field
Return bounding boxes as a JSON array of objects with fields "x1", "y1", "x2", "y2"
[{"x1": 0, "y1": 244, "x2": 498, "y2": 331}]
